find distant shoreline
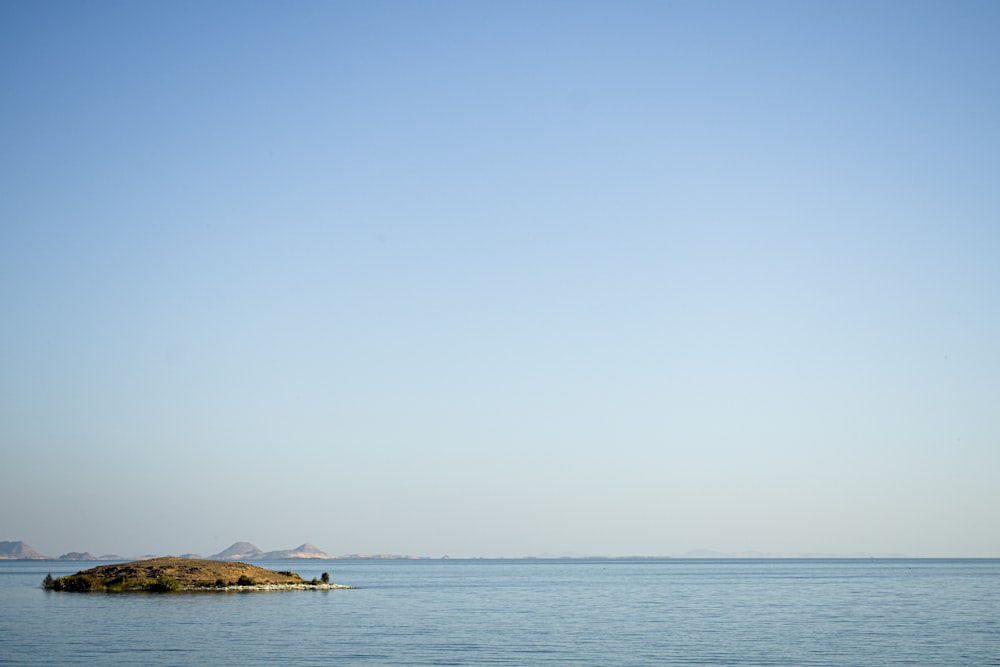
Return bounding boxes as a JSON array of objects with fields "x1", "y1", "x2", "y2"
[{"x1": 14, "y1": 556, "x2": 1000, "y2": 563}]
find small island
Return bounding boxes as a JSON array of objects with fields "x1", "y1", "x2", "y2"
[{"x1": 43, "y1": 557, "x2": 354, "y2": 592}]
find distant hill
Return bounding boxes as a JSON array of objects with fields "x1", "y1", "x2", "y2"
[
  {"x1": 210, "y1": 541, "x2": 333, "y2": 560},
  {"x1": 263, "y1": 543, "x2": 332, "y2": 559},
  {"x1": 57, "y1": 552, "x2": 97, "y2": 561},
  {"x1": 0, "y1": 541, "x2": 46, "y2": 560},
  {"x1": 210, "y1": 542, "x2": 266, "y2": 560}
]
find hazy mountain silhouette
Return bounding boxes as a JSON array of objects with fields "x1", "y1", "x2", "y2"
[
  {"x1": 0, "y1": 541, "x2": 45, "y2": 560},
  {"x1": 209, "y1": 541, "x2": 333, "y2": 560}
]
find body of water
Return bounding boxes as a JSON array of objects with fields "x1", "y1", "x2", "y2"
[{"x1": 2, "y1": 558, "x2": 998, "y2": 665}]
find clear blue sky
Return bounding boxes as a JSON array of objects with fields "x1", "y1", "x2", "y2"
[{"x1": 2, "y1": 0, "x2": 998, "y2": 558}]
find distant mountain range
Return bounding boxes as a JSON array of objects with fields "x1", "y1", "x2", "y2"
[
  {"x1": 3, "y1": 539, "x2": 912, "y2": 561},
  {"x1": 209, "y1": 542, "x2": 334, "y2": 560},
  {"x1": 0, "y1": 541, "x2": 120, "y2": 561},
  {"x1": 0, "y1": 540, "x2": 341, "y2": 561}
]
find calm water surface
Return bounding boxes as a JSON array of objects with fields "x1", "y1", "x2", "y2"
[{"x1": 2, "y1": 558, "x2": 998, "y2": 665}]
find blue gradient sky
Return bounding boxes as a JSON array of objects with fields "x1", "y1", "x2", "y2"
[{"x1": 2, "y1": 1, "x2": 999, "y2": 558}]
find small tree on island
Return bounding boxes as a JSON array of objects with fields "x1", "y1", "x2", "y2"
[{"x1": 321, "y1": 572, "x2": 330, "y2": 584}]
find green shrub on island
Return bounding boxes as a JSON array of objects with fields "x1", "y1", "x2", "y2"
[
  {"x1": 148, "y1": 577, "x2": 181, "y2": 593},
  {"x1": 48, "y1": 574, "x2": 102, "y2": 592},
  {"x1": 104, "y1": 576, "x2": 133, "y2": 593},
  {"x1": 45, "y1": 573, "x2": 179, "y2": 593},
  {"x1": 236, "y1": 575, "x2": 256, "y2": 587}
]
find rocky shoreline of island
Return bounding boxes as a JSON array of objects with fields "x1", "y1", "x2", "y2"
[{"x1": 178, "y1": 582, "x2": 354, "y2": 591}]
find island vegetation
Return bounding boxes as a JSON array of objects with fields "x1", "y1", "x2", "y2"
[{"x1": 43, "y1": 557, "x2": 352, "y2": 592}]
